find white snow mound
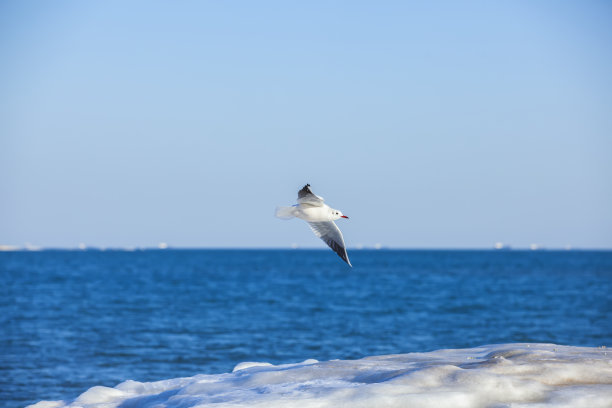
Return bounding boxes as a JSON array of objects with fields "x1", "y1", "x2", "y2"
[{"x1": 28, "y1": 343, "x2": 612, "y2": 408}]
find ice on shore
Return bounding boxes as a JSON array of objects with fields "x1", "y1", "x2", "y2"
[{"x1": 29, "y1": 343, "x2": 612, "y2": 408}]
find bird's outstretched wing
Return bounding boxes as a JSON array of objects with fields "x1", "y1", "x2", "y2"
[
  {"x1": 297, "y1": 184, "x2": 324, "y2": 207},
  {"x1": 307, "y1": 221, "x2": 352, "y2": 266}
]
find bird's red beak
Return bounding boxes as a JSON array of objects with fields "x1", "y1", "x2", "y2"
[{"x1": 341, "y1": 215, "x2": 349, "y2": 219}]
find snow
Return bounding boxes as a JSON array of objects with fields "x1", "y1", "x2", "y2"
[{"x1": 28, "y1": 343, "x2": 612, "y2": 408}]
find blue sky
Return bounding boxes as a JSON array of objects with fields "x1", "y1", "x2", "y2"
[{"x1": 1, "y1": 1, "x2": 611, "y2": 249}]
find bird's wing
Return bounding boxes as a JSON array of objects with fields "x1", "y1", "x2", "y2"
[
  {"x1": 307, "y1": 221, "x2": 352, "y2": 266},
  {"x1": 297, "y1": 184, "x2": 324, "y2": 207}
]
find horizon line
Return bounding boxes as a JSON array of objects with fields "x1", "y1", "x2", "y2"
[{"x1": 1, "y1": 245, "x2": 611, "y2": 252}]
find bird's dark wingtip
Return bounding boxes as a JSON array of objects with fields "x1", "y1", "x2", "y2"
[
  {"x1": 323, "y1": 237, "x2": 352, "y2": 267},
  {"x1": 298, "y1": 184, "x2": 314, "y2": 199},
  {"x1": 343, "y1": 256, "x2": 352, "y2": 267}
]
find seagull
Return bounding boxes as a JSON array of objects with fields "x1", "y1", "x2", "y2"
[{"x1": 276, "y1": 184, "x2": 352, "y2": 266}]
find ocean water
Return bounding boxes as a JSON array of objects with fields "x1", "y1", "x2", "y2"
[{"x1": 2, "y1": 249, "x2": 611, "y2": 407}]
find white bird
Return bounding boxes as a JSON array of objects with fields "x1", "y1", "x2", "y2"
[{"x1": 276, "y1": 184, "x2": 352, "y2": 266}]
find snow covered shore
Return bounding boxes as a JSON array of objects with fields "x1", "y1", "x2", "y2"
[{"x1": 29, "y1": 343, "x2": 612, "y2": 408}]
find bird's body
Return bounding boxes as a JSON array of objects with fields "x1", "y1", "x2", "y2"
[
  {"x1": 276, "y1": 184, "x2": 351, "y2": 266},
  {"x1": 295, "y1": 205, "x2": 335, "y2": 222}
]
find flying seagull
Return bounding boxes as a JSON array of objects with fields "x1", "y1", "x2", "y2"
[{"x1": 276, "y1": 184, "x2": 351, "y2": 266}]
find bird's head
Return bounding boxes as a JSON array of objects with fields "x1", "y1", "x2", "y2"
[{"x1": 331, "y1": 209, "x2": 349, "y2": 220}]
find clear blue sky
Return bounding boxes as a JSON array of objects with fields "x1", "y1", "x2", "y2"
[{"x1": 1, "y1": 1, "x2": 611, "y2": 249}]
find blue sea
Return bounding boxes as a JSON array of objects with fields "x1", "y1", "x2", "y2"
[{"x1": 2, "y1": 249, "x2": 611, "y2": 407}]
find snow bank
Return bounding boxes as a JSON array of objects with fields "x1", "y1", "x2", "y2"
[{"x1": 28, "y1": 344, "x2": 612, "y2": 408}]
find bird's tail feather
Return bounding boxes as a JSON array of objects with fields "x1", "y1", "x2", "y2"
[{"x1": 275, "y1": 206, "x2": 297, "y2": 219}]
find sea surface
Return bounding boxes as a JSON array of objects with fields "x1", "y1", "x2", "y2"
[{"x1": 2, "y1": 249, "x2": 611, "y2": 407}]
